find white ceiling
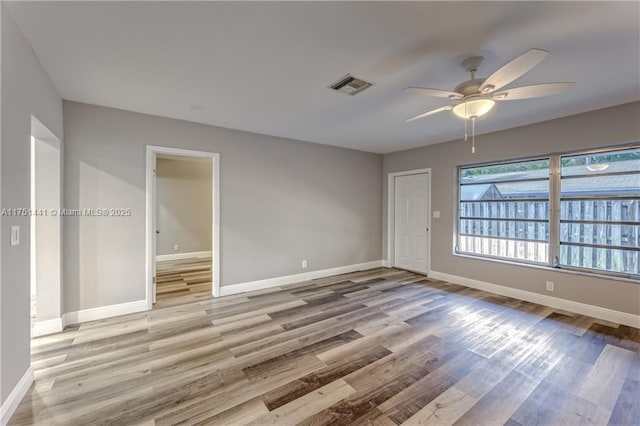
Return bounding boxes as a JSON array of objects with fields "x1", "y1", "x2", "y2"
[{"x1": 6, "y1": 2, "x2": 640, "y2": 154}]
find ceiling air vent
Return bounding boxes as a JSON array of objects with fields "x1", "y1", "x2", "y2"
[{"x1": 328, "y1": 74, "x2": 373, "y2": 96}]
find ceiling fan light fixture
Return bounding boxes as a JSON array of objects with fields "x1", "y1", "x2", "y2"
[{"x1": 452, "y1": 99, "x2": 495, "y2": 119}]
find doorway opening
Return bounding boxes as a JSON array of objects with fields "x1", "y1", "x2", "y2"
[
  {"x1": 146, "y1": 146, "x2": 220, "y2": 309},
  {"x1": 30, "y1": 116, "x2": 63, "y2": 337},
  {"x1": 387, "y1": 169, "x2": 431, "y2": 275}
]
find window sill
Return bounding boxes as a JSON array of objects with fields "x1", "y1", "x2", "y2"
[{"x1": 452, "y1": 252, "x2": 640, "y2": 285}]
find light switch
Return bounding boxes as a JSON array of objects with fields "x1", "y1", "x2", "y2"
[
  {"x1": 432, "y1": 211, "x2": 441, "y2": 219},
  {"x1": 10, "y1": 226, "x2": 20, "y2": 246}
]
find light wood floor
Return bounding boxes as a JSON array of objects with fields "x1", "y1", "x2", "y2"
[
  {"x1": 155, "y1": 257, "x2": 212, "y2": 308},
  {"x1": 11, "y1": 266, "x2": 639, "y2": 425}
]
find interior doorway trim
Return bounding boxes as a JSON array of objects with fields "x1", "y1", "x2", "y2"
[
  {"x1": 30, "y1": 116, "x2": 63, "y2": 337},
  {"x1": 386, "y1": 168, "x2": 432, "y2": 275},
  {"x1": 145, "y1": 145, "x2": 220, "y2": 310}
]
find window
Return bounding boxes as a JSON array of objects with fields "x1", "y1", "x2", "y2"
[
  {"x1": 459, "y1": 158, "x2": 550, "y2": 264},
  {"x1": 559, "y1": 148, "x2": 639, "y2": 275},
  {"x1": 457, "y1": 145, "x2": 640, "y2": 278}
]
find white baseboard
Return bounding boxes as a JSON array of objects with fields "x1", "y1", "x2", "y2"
[
  {"x1": 31, "y1": 317, "x2": 63, "y2": 337},
  {"x1": 1, "y1": 366, "x2": 34, "y2": 425},
  {"x1": 220, "y1": 260, "x2": 384, "y2": 296},
  {"x1": 62, "y1": 299, "x2": 148, "y2": 325},
  {"x1": 156, "y1": 251, "x2": 212, "y2": 262},
  {"x1": 429, "y1": 270, "x2": 640, "y2": 328}
]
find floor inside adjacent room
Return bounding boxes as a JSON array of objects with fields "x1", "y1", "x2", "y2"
[
  {"x1": 12, "y1": 268, "x2": 639, "y2": 425},
  {"x1": 155, "y1": 256, "x2": 213, "y2": 308}
]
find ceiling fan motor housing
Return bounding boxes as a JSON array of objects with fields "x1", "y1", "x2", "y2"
[{"x1": 454, "y1": 78, "x2": 486, "y2": 97}]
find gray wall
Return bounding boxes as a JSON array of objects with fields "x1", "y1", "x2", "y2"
[
  {"x1": 63, "y1": 101, "x2": 382, "y2": 312},
  {"x1": 383, "y1": 101, "x2": 640, "y2": 315},
  {"x1": 1, "y1": 5, "x2": 63, "y2": 404},
  {"x1": 156, "y1": 157, "x2": 212, "y2": 256}
]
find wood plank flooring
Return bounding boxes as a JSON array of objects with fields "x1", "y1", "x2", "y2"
[
  {"x1": 11, "y1": 266, "x2": 640, "y2": 425},
  {"x1": 155, "y1": 257, "x2": 212, "y2": 308}
]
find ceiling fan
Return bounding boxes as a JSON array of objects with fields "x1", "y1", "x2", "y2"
[{"x1": 403, "y1": 49, "x2": 575, "y2": 152}]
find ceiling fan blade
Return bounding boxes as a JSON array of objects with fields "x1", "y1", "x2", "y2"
[
  {"x1": 492, "y1": 82, "x2": 575, "y2": 100},
  {"x1": 404, "y1": 87, "x2": 464, "y2": 100},
  {"x1": 480, "y1": 49, "x2": 549, "y2": 93},
  {"x1": 404, "y1": 105, "x2": 454, "y2": 123}
]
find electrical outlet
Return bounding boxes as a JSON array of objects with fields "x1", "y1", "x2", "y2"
[
  {"x1": 301, "y1": 260, "x2": 308, "y2": 269},
  {"x1": 546, "y1": 281, "x2": 555, "y2": 292},
  {"x1": 10, "y1": 226, "x2": 20, "y2": 246},
  {"x1": 174, "y1": 244, "x2": 180, "y2": 252}
]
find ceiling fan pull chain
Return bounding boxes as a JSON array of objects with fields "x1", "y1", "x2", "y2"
[
  {"x1": 471, "y1": 117, "x2": 476, "y2": 154},
  {"x1": 464, "y1": 117, "x2": 468, "y2": 141}
]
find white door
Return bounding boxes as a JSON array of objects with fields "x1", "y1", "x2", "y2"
[{"x1": 394, "y1": 173, "x2": 429, "y2": 274}]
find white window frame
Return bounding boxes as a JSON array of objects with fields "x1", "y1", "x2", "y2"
[{"x1": 455, "y1": 143, "x2": 640, "y2": 280}]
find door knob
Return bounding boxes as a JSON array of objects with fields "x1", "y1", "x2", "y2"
[{"x1": 156, "y1": 230, "x2": 160, "y2": 234}]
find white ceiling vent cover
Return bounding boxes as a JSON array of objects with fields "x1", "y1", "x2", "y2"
[{"x1": 328, "y1": 75, "x2": 373, "y2": 96}]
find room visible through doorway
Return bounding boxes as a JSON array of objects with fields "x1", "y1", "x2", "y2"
[{"x1": 153, "y1": 154, "x2": 214, "y2": 308}]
